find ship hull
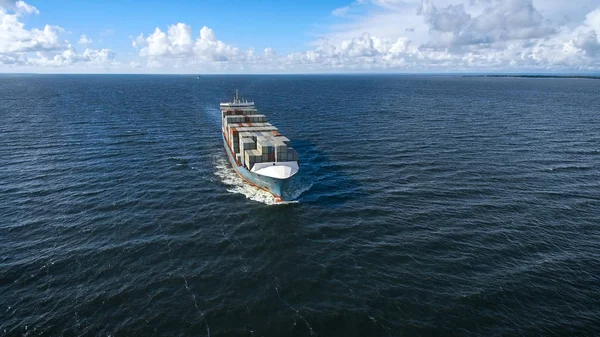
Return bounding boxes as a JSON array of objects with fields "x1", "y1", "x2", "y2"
[{"x1": 222, "y1": 134, "x2": 289, "y2": 201}]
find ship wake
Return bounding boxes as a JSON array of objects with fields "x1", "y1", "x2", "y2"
[{"x1": 213, "y1": 157, "x2": 298, "y2": 205}]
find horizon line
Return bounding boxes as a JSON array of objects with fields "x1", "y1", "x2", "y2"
[{"x1": 1, "y1": 71, "x2": 600, "y2": 76}]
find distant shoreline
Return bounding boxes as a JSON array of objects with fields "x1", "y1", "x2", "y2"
[{"x1": 463, "y1": 75, "x2": 600, "y2": 80}]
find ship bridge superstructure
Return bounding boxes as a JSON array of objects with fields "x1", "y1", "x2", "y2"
[{"x1": 219, "y1": 89, "x2": 255, "y2": 108}]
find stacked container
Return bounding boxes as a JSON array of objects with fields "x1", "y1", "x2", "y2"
[
  {"x1": 255, "y1": 136, "x2": 274, "y2": 162},
  {"x1": 221, "y1": 108, "x2": 259, "y2": 118},
  {"x1": 221, "y1": 103, "x2": 299, "y2": 170},
  {"x1": 244, "y1": 149, "x2": 262, "y2": 168},
  {"x1": 225, "y1": 114, "x2": 267, "y2": 125},
  {"x1": 287, "y1": 148, "x2": 299, "y2": 161},
  {"x1": 239, "y1": 137, "x2": 256, "y2": 167}
]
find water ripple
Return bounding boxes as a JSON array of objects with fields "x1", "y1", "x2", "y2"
[{"x1": 1, "y1": 75, "x2": 599, "y2": 336}]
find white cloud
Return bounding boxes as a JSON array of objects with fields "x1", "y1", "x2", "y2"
[
  {"x1": 0, "y1": 1, "x2": 115, "y2": 69},
  {"x1": 128, "y1": 1, "x2": 600, "y2": 73},
  {"x1": 0, "y1": 11, "x2": 65, "y2": 53},
  {"x1": 15, "y1": 0, "x2": 38, "y2": 14},
  {"x1": 585, "y1": 7, "x2": 600, "y2": 31},
  {"x1": 332, "y1": 6, "x2": 350, "y2": 16},
  {"x1": 417, "y1": 0, "x2": 556, "y2": 49},
  {"x1": 2, "y1": 0, "x2": 600, "y2": 72},
  {"x1": 562, "y1": 7, "x2": 600, "y2": 59},
  {"x1": 372, "y1": 0, "x2": 414, "y2": 9},
  {"x1": 571, "y1": 30, "x2": 600, "y2": 57},
  {"x1": 0, "y1": 0, "x2": 38, "y2": 14},
  {"x1": 299, "y1": 0, "x2": 600, "y2": 72},
  {"x1": 29, "y1": 45, "x2": 115, "y2": 67},
  {"x1": 132, "y1": 23, "x2": 256, "y2": 68},
  {"x1": 78, "y1": 34, "x2": 92, "y2": 45}
]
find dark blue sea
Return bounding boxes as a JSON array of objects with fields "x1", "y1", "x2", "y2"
[{"x1": 1, "y1": 74, "x2": 600, "y2": 336}]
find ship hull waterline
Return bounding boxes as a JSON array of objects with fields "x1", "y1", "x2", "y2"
[{"x1": 222, "y1": 134, "x2": 290, "y2": 202}]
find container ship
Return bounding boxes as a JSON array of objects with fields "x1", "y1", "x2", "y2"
[{"x1": 220, "y1": 90, "x2": 299, "y2": 202}]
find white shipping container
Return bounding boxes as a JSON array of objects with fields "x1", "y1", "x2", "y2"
[
  {"x1": 256, "y1": 136, "x2": 275, "y2": 155},
  {"x1": 239, "y1": 137, "x2": 256, "y2": 151},
  {"x1": 237, "y1": 126, "x2": 277, "y2": 134},
  {"x1": 250, "y1": 149, "x2": 262, "y2": 164},
  {"x1": 276, "y1": 136, "x2": 291, "y2": 146},
  {"x1": 273, "y1": 139, "x2": 287, "y2": 152},
  {"x1": 256, "y1": 135, "x2": 267, "y2": 143},
  {"x1": 256, "y1": 136, "x2": 265, "y2": 152}
]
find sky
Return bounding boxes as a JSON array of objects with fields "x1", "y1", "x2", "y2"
[{"x1": 1, "y1": 0, "x2": 600, "y2": 73}]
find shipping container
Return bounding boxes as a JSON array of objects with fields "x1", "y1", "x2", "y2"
[
  {"x1": 277, "y1": 152, "x2": 288, "y2": 162},
  {"x1": 276, "y1": 136, "x2": 291, "y2": 146},
  {"x1": 244, "y1": 149, "x2": 262, "y2": 168},
  {"x1": 286, "y1": 148, "x2": 299, "y2": 161},
  {"x1": 273, "y1": 139, "x2": 287, "y2": 153},
  {"x1": 239, "y1": 138, "x2": 256, "y2": 154},
  {"x1": 256, "y1": 136, "x2": 275, "y2": 155}
]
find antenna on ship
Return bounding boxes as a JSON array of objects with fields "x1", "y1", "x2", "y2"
[{"x1": 235, "y1": 89, "x2": 239, "y2": 103}]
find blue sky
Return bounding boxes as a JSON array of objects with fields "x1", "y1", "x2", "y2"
[
  {"x1": 1, "y1": 0, "x2": 600, "y2": 73},
  {"x1": 25, "y1": 0, "x2": 348, "y2": 54}
]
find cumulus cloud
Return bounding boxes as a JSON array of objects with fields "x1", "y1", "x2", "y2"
[
  {"x1": 0, "y1": 6, "x2": 64, "y2": 54},
  {"x1": 585, "y1": 7, "x2": 600, "y2": 31},
  {"x1": 132, "y1": 23, "x2": 256, "y2": 68},
  {"x1": 284, "y1": 34, "x2": 415, "y2": 71},
  {"x1": 564, "y1": 8, "x2": 600, "y2": 59},
  {"x1": 78, "y1": 34, "x2": 92, "y2": 45},
  {"x1": 130, "y1": 0, "x2": 600, "y2": 73},
  {"x1": 29, "y1": 45, "x2": 115, "y2": 67},
  {"x1": 0, "y1": 0, "x2": 38, "y2": 14},
  {"x1": 3, "y1": 0, "x2": 600, "y2": 72},
  {"x1": 302, "y1": 0, "x2": 600, "y2": 71},
  {"x1": 15, "y1": 0, "x2": 38, "y2": 14},
  {"x1": 418, "y1": 0, "x2": 556, "y2": 49},
  {"x1": 0, "y1": 1, "x2": 115, "y2": 68}
]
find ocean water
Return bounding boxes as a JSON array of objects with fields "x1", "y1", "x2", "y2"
[{"x1": 1, "y1": 74, "x2": 599, "y2": 336}]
